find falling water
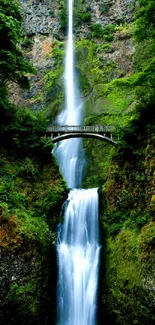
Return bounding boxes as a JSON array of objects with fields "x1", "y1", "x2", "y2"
[
  {"x1": 55, "y1": 0, "x2": 100, "y2": 324},
  {"x1": 54, "y1": 0, "x2": 83, "y2": 188},
  {"x1": 57, "y1": 189, "x2": 100, "y2": 325}
]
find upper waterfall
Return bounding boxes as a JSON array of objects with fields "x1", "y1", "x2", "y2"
[{"x1": 54, "y1": 0, "x2": 83, "y2": 188}]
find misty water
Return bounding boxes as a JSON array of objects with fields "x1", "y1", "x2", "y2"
[{"x1": 54, "y1": 0, "x2": 100, "y2": 324}]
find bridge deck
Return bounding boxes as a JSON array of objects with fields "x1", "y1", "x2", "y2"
[
  {"x1": 45, "y1": 125, "x2": 116, "y2": 145},
  {"x1": 47, "y1": 125, "x2": 115, "y2": 134}
]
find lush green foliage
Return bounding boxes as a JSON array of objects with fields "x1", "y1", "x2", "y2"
[
  {"x1": 90, "y1": 24, "x2": 115, "y2": 41},
  {"x1": 100, "y1": 226, "x2": 155, "y2": 325},
  {"x1": 59, "y1": 0, "x2": 67, "y2": 33},
  {"x1": 83, "y1": 0, "x2": 155, "y2": 189},
  {"x1": 43, "y1": 41, "x2": 65, "y2": 120},
  {"x1": 0, "y1": 0, "x2": 35, "y2": 88},
  {"x1": 96, "y1": 3, "x2": 155, "y2": 322},
  {"x1": 0, "y1": 92, "x2": 53, "y2": 157},
  {"x1": 8, "y1": 280, "x2": 40, "y2": 315},
  {"x1": 134, "y1": 0, "x2": 155, "y2": 41},
  {"x1": 0, "y1": 1, "x2": 67, "y2": 248},
  {"x1": 0, "y1": 145, "x2": 66, "y2": 245},
  {"x1": 125, "y1": 0, "x2": 155, "y2": 91}
]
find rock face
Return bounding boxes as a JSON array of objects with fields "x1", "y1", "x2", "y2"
[
  {"x1": 20, "y1": 0, "x2": 59, "y2": 36},
  {"x1": 87, "y1": 0, "x2": 137, "y2": 25},
  {"x1": 9, "y1": 34, "x2": 55, "y2": 110},
  {"x1": 9, "y1": 0, "x2": 137, "y2": 113},
  {"x1": 0, "y1": 244, "x2": 57, "y2": 325},
  {"x1": 9, "y1": 0, "x2": 60, "y2": 110}
]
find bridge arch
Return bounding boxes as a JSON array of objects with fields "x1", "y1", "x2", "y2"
[{"x1": 51, "y1": 132, "x2": 116, "y2": 145}]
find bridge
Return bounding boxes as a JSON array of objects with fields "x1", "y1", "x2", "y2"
[{"x1": 46, "y1": 125, "x2": 117, "y2": 145}]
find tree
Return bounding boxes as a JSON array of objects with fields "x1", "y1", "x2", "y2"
[
  {"x1": 127, "y1": 0, "x2": 155, "y2": 90},
  {"x1": 0, "y1": 0, "x2": 35, "y2": 88},
  {"x1": 134, "y1": 0, "x2": 155, "y2": 41}
]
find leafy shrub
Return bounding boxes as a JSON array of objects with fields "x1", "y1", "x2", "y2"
[
  {"x1": 59, "y1": 2, "x2": 67, "y2": 33},
  {"x1": 8, "y1": 281, "x2": 40, "y2": 315},
  {"x1": 139, "y1": 222, "x2": 155, "y2": 260},
  {"x1": 18, "y1": 158, "x2": 39, "y2": 178},
  {"x1": 0, "y1": 202, "x2": 9, "y2": 219},
  {"x1": 18, "y1": 212, "x2": 52, "y2": 247},
  {"x1": 81, "y1": 12, "x2": 91, "y2": 22},
  {"x1": 0, "y1": 0, "x2": 35, "y2": 88},
  {"x1": 91, "y1": 24, "x2": 115, "y2": 41},
  {"x1": 21, "y1": 37, "x2": 34, "y2": 50},
  {"x1": 75, "y1": 11, "x2": 91, "y2": 26},
  {"x1": 100, "y1": 4, "x2": 110, "y2": 14}
]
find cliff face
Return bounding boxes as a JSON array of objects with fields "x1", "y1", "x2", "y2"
[
  {"x1": 21, "y1": 0, "x2": 59, "y2": 36},
  {"x1": 0, "y1": 102, "x2": 67, "y2": 324},
  {"x1": 9, "y1": 0, "x2": 137, "y2": 116},
  {"x1": 9, "y1": 0, "x2": 60, "y2": 110},
  {"x1": 85, "y1": 0, "x2": 136, "y2": 24},
  {"x1": 99, "y1": 114, "x2": 155, "y2": 325},
  {"x1": 0, "y1": 241, "x2": 57, "y2": 325},
  {"x1": 0, "y1": 147, "x2": 66, "y2": 324}
]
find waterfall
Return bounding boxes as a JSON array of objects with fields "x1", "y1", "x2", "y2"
[
  {"x1": 57, "y1": 189, "x2": 100, "y2": 325},
  {"x1": 54, "y1": 0, "x2": 100, "y2": 324},
  {"x1": 54, "y1": 0, "x2": 83, "y2": 188}
]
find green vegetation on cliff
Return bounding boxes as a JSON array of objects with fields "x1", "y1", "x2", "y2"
[
  {"x1": 0, "y1": 0, "x2": 66, "y2": 246},
  {"x1": 0, "y1": 0, "x2": 35, "y2": 88},
  {"x1": 0, "y1": 2, "x2": 66, "y2": 323},
  {"x1": 97, "y1": 1, "x2": 155, "y2": 324}
]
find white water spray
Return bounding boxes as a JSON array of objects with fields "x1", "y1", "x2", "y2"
[{"x1": 55, "y1": 1, "x2": 100, "y2": 324}]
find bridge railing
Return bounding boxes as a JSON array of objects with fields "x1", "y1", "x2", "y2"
[{"x1": 48, "y1": 125, "x2": 115, "y2": 133}]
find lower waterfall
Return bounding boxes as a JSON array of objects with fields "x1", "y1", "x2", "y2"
[{"x1": 57, "y1": 188, "x2": 100, "y2": 325}]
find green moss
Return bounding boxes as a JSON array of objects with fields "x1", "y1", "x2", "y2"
[
  {"x1": 139, "y1": 222, "x2": 155, "y2": 260},
  {"x1": 8, "y1": 281, "x2": 40, "y2": 315},
  {"x1": 75, "y1": 39, "x2": 106, "y2": 94},
  {"x1": 100, "y1": 226, "x2": 155, "y2": 325},
  {"x1": 0, "y1": 98, "x2": 67, "y2": 245},
  {"x1": 0, "y1": 152, "x2": 66, "y2": 229},
  {"x1": 43, "y1": 41, "x2": 65, "y2": 120},
  {"x1": 82, "y1": 83, "x2": 136, "y2": 188}
]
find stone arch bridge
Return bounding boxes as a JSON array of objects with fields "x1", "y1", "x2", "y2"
[{"x1": 46, "y1": 125, "x2": 117, "y2": 145}]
